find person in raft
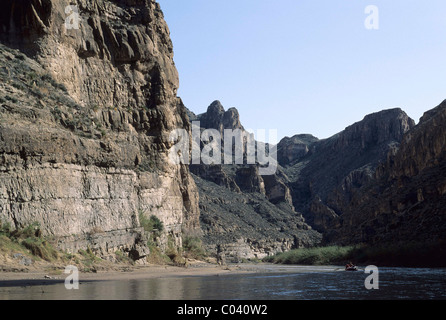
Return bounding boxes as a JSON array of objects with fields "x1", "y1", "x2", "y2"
[{"x1": 345, "y1": 262, "x2": 356, "y2": 270}]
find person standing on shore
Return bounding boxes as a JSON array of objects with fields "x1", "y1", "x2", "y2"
[{"x1": 217, "y1": 244, "x2": 226, "y2": 266}]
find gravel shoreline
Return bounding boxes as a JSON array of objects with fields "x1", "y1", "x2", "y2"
[
  {"x1": 0, "y1": 263, "x2": 265, "y2": 287},
  {"x1": 0, "y1": 263, "x2": 346, "y2": 288}
]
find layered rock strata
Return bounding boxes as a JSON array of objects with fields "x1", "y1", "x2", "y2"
[{"x1": 0, "y1": 0, "x2": 199, "y2": 261}]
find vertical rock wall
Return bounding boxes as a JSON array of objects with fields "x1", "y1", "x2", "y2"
[{"x1": 0, "y1": 0, "x2": 200, "y2": 258}]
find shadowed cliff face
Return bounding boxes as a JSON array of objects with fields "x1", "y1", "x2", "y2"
[
  {"x1": 0, "y1": 0, "x2": 199, "y2": 260},
  {"x1": 1, "y1": 0, "x2": 179, "y2": 112},
  {"x1": 335, "y1": 100, "x2": 446, "y2": 245},
  {"x1": 277, "y1": 134, "x2": 319, "y2": 166},
  {"x1": 279, "y1": 108, "x2": 415, "y2": 234},
  {"x1": 0, "y1": 0, "x2": 53, "y2": 53}
]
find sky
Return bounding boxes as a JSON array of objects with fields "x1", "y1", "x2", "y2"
[{"x1": 158, "y1": 0, "x2": 446, "y2": 140}]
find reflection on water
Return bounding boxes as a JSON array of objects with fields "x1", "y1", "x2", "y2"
[{"x1": 1, "y1": 266, "x2": 445, "y2": 300}]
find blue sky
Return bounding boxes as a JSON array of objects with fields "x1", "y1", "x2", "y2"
[{"x1": 158, "y1": 0, "x2": 446, "y2": 139}]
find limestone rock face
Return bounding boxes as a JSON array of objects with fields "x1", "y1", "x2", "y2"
[
  {"x1": 0, "y1": 0, "x2": 199, "y2": 259},
  {"x1": 1, "y1": 0, "x2": 179, "y2": 111}
]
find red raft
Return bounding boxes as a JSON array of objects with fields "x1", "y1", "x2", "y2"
[{"x1": 345, "y1": 266, "x2": 358, "y2": 271}]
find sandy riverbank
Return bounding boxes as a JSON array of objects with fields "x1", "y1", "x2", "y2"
[
  {"x1": 0, "y1": 261, "x2": 273, "y2": 287},
  {"x1": 0, "y1": 261, "x2": 347, "y2": 288}
]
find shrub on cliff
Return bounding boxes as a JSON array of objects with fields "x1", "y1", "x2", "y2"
[
  {"x1": 183, "y1": 236, "x2": 207, "y2": 260},
  {"x1": 0, "y1": 221, "x2": 59, "y2": 262},
  {"x1": 21, "y1": 237, "x2": 59, "y2": 262},
  {"x1": 139, "y1": 212, "x2": 164, "y2": 236}
]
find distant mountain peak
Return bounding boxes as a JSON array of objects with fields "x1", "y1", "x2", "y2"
[{"x1": 196, "y1": 101, "x2": 244, "y2": 131}]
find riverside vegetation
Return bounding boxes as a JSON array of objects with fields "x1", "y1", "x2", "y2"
[
  {"x1": 0, "y1": 218, "x2": 207, "y2": 273},
  {"x1": 2, "y1": 217, "x2": 445, "y2": 271},
  {"x1": 264, "y1": 242, "x2": 446, "y2": 268}
]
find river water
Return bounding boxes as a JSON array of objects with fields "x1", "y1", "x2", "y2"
[{"x1": 0, "y1": 265, "x2": 445, "y2": 300}]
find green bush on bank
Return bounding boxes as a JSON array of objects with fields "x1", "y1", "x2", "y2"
[
  {"x1": 263, "y1": 246, "x2": 354, "y2": 265},
  {"x1": 263, "y1": 241, "x2": 446, "y2": 267},
  {"x1": 139, "y1": 212, "x2": 208, "y2": 264},
  {"x1": 0, "y1": 221, "x2": 59, "y2": 262},
  {"x1": 182, "y1": 236, "x2": 207, "y2": 260}
]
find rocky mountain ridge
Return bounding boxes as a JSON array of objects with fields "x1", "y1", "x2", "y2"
[
  {"x1": 279, "y1": 108, "x2": 416, "y2": 234},
  {"x1": 186, "y1": 101, "x2": 322, "y2": 261},
  {"x1": 335, "y1": 100, "x2": 446, "y2": 245},
  {"x1": 188, "y1": 99, "x2": 426, "y2": 256}
]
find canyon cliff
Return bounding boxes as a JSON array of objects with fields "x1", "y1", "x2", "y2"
[
  {"x1": 187, "y1": 101, "x2": 322, "y2": 261},
  {"x1": 278, "y1": 108, "x2": 415, "y2": 235},
  {"x1": 277, "y1": 102, "x2": 446, "y2": 250},
  {"x1": 335, "y1": 100, "x2": 446, "y2": 245},
  {"x1": 1, "y1": 1, "x2": 444, "y2": 266},
  {"x1": 0, "y1": 0, "x2": 199, "y2": 262}
]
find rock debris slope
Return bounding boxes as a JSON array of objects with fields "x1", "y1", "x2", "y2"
[{"x1": 187, "y1": 101, "x2": 322, "y2": 261}]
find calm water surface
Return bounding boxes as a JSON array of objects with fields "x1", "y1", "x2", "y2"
[{"x1": 1, "y1": 265, "x2": 445, "y2": 300}]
